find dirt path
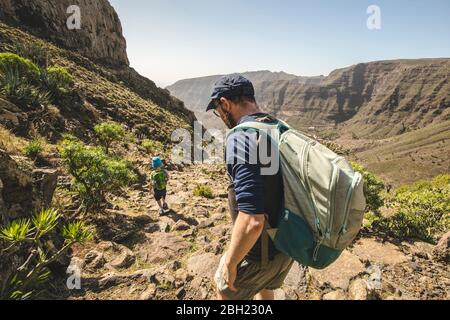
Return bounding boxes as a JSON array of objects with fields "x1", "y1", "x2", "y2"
[{"x1": 56, "y1": 164, "x2": 448, "y2": 300}]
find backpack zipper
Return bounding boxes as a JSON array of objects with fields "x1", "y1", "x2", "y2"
[
  {"x1": 313, "y1": 238, "x2": 323, "y2": 261},
  {"x1": 301, "y1": 141, "x2": 322, "y2": 237},
  {"x1": 340, "y1": 173, "x2": 362, "y2": 235},
  {"x1": 326, "y1": 164, "x2": 339, "y2": 240}
]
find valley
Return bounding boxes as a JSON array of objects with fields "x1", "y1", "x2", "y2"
[{"x1": 0, "y1": 0, "x2": 448, "y2": 301}]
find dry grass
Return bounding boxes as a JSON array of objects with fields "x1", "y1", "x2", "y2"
[
  {"x1": 351, "y1": 120, "x2": 450, "y2": 186},
  {"x1": 0, "y1": 125, "x2": 27, "y2": 154}
]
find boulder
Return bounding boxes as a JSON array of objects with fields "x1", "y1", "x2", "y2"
[
  {"x1": 135, "y1": 232, "x2": 190, "y2": 264},
  {"x1": 210, "y1": 224, "x2": 230, "y2": 238},
  {"x1": 98, "y1": 272, "x2": 131, "y2": 290},
  {"x1": 401, "y1": 240, "x2": 434, "y2": 260},
  {"x1": 284, "y1": 262, "x2": 307, "y2": 292},
  {"x1": 173, "y1": 220, "x2": 191, "y2": 231},
  {"x1": 109, "y1": 245, "x2": 135, "y2": 269},
  {"x1": 0, "y1": 98, "x2": 26, "y2": 130},
  {"x1": 187, "y1": 252, "x2": 221, "y2": 280},
  {"x1": 274, "y1": 289, "x2": 287, "y2": 300},
  {"x1": 432, "y1": 231, "x2": 450, "y2": 263},
  {"x1": 322, "y1": 290, "x2": 346, "y2": 300},
  {"x1": 348, "y1": 278, "x2": 368, "y2": 300},
  {"x1": 139, "y1": 284, "x2": 157, "y2": 300},
  {"x1": 197, "y1": 218, "x2": 215, "y2": 229},
  {"x1": 67, "y1": 257, "x2": 85, "y2": 273},
  {"x1": 308, "y1": 251, "x2": 365, "y2": 290},
  {"x1": 0, "y1": 150, "x2": 33, "y2": 222},
  {"x1": 174, "y1": 268, "x2": 192, "y2": 284},
  {"x1": 84, "y1": 250, "x2": 106, "y2": 270},
  {"x1": 32, "y1": 168, "x2": 58, "y2": 210},
  {"x1": 351, "y1": 238, "x2": 409, "y2": 266}
]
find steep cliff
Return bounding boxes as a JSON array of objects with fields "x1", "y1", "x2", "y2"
[
  {"x1": 0, "y1": 0, "x2": 128, "y2": 66},
  {"x1": 168, "y1": 60, "x2": 450, "y2": 138}
]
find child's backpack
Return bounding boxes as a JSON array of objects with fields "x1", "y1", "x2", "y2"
[
  {"x1": 227, "y1": 119, "x2": 367, "y2": 269},
  {"x1": 151, "y1": 170, "x2": 167, "y2": 191}
]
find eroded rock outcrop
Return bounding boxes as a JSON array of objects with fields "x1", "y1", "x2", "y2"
[
  {"x1": 0, "y1": 0, "x2": 129, "y2": 66},
  {"x1": 0, "y1": 149, "x2": 58, "y2": 223}
]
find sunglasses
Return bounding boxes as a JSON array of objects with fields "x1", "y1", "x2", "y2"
[{"x1": 213, "y1": 100, "x2": 222, "y2": 118}]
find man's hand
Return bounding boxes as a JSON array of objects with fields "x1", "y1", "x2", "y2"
[{"x1": 222, "y1": 260, "x2": 238, "y2": 292}]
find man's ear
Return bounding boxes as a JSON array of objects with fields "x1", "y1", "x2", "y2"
[{"x1": 220, "y1": 97, "x2": 232, "y2": 112}]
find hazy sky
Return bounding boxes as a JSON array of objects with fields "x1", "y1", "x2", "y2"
[{"x1": 109, "y1": 0, "x2": 450, "y2": 87}]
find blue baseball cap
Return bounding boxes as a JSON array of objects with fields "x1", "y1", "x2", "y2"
[{"x1": 206, "y1": 74, "x2": 255, "y2": 111}]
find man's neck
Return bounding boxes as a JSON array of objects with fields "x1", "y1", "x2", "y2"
[{"x1": 236, "y1": 104, "x2": 261, "y2": 123}]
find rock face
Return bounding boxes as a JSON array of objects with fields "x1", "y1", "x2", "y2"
[
  {"x1": 167, "y1": 60, "x2": 450, "y2": 138},
  {"x1": 0, "y1": 149, "x2": 58, "y2": 223},
  {"x1": 0, "y1": 0, "x2": 129, "y2": 66}
]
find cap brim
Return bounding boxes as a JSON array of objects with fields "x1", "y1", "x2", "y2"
[{"x1": 206, "y1": 100, "x2": 216, "y2": 112}]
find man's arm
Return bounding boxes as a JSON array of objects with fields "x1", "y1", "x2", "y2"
[
  {"x1": 223, "y1": 130, "x2": 265, "y2": 291},
  {"x1": 226, "y1": 212, "x2": 265, "y2": 267},
  {"x1": 222, "y1": 212, "x2": 265, "y2": 292}
]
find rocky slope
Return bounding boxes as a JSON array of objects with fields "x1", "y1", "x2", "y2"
[
  {"x1": 0, "y1": 23, "x2": 194, "y2": 143},
  {"x1": 53, "y1": 164, "x2": 448, "y2": 301},
  {"x1": 343, "y1": 119, "x2": 450, "y2": 186}
]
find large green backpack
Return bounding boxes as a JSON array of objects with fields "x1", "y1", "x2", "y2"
[{"x1": 228, "y1": 119, "x2": 366, "y2": 269}]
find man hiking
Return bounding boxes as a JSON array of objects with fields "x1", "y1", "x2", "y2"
[{"x1": 207, "y1": 74, "x2": 294, "y2": 300}]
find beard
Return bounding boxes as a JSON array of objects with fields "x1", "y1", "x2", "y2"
[{"x1": 222, "y1": 109, "x2": 238, "y2": 129}]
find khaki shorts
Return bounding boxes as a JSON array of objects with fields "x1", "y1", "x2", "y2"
[{"x1": 214, "y1": 253, "x2": 294, "y2": 300}]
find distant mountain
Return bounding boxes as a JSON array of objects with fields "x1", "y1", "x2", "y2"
[
  {"x1": 167, "y1": 60, "x2": 450, "y2": 138},
  {"x1": 166, "y1": 70, "x2": 324, "y2": 129}
]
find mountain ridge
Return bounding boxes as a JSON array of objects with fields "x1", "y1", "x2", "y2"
[{"x1": 167, "y1": 58, "x2": 450, "y2": 138}]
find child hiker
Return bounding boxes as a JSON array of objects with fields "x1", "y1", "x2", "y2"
[{"x1": 150, "y1": 156, "x2": 170, "y2": 215}]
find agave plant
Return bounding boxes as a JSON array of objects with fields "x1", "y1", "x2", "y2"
[
  {"x1": 0, "y1": 219, "x2": 34, "y2": 244},
  {"x1": 0, "y1": 208, "x2": 94, "y2": 300}
]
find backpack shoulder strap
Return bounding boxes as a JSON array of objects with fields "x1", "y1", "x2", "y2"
[{"x1": 226, "y1": 118, "x2": 290, "y2": 143}]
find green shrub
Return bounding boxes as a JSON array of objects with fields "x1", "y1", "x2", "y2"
[
  {"x1": 94, "y1": 122, "x2": 126, "y2": 154},
  {"x1": 193, "y1": 185, "x2": 214, "y2": 199},
  {"x1": 23, "y1": 140, "x2": 44, "y2": 159},
  {"x1": 350, "y1": 161, "x2": 385, "y2": 214},
  {"x1": 59, "y1": 139, "x2": 137, "y2": 208},
  {"x1": 11, "y1": 43, "x2": 48, "y2": 68},
  {"x1": 141, "y1": 139, "x2": 164, "y2": 153},
  {"x1": 323, "y1": 141, "x2": 349, "y2": 156},
  {"x1": 40, "y1": 66, "x2": 73, "y2": 100},
  {"x1": 376, "y1": 175, "x2": 450, "y2": 242},
  {"x1": 0, "y1": 208, "x2": 93, "y2": 299},
  {"x1": 0, "y1": 53, "x2": 40, "y2": 80},
  {"x1": 0, "y1": 66, "x2": 50, "y2": 108}
]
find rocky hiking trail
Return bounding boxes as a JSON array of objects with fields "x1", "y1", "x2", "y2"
[{"x1": 56, "y1": 164, "x2": 449, "y2": 301}]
